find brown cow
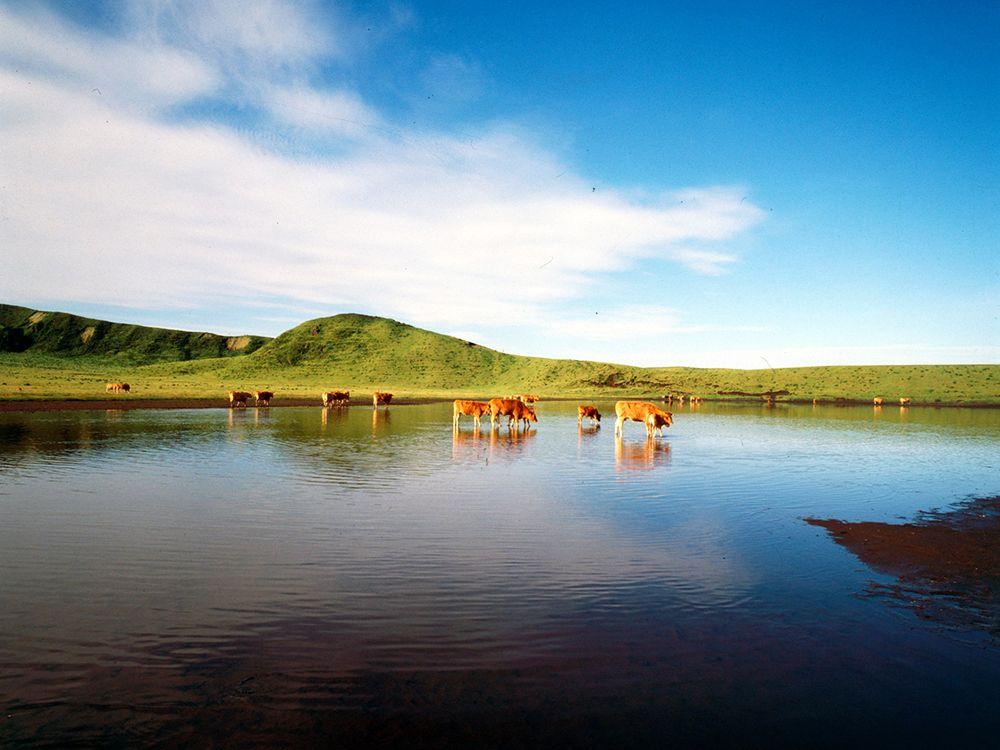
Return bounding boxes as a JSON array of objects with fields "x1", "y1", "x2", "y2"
[
  {"x1": 322, "y1": 390, "x2": 350, "y2": 407},
  {"x1": 453, "y1": 399, "x2": 490, "y2": 428},
  {"x1": 649, "y1": 411, "x2": 672, "y2": 437},
  {"x1": 373, "y1": 391, "x2": 393, "y2": 408},
  {"x1": 873, "y1": 397, "x2": 884, "y2": 406},
  {"x1": 520, "y1": 394, "x2": 539, "y2": 403},
  {"x1": 488, "y1": 398, "x2": 521, "y2": 429},
  {"x1": 578, "y1": 405, "x2": 601, "y2": 426},
  {"x1": 614, "y1": 401, "x2": 673, "y2": 437},
  {"x1": 510, "y1": 400, "x2": 538, "y2": 430},
  {"x1": 255, "y1": 390, "x2": 274, "y2": 407},
  {"x1": 228, "y1": 390, "x2": 251, "y2": 408},
  {"x1": 105, "y1": 382, "x2": 130, "y2": 393},
  {"x1": 899, "y1": 397, "x2": 911, "y2": 406}
]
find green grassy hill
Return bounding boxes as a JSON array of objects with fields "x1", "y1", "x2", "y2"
[
  {"x1": 0, "y1": 308, "x2": 997, "y2": 404},
  {"x1": 0, "y1": 304, "x2": 269, "y2": 364}
]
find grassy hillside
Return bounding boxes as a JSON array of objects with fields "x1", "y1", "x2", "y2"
[
  {"x1": 0, "y1": 310, "x2": 997, "y2": 404},
  {"x1": 0, "y1": 304, "x2": 269, "y2": 364}
]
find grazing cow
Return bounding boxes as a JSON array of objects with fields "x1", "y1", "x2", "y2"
[
  {"x1": 228, "y1": 390, "x2": 251, "y2": 408},
  {"x1": 255, "y1": 390, "x2": 274, "y2": 407},
  {"x1": 322, "y1": 390, "x2": 350, "y2": 407},
  {"x1": 899, "y1": 397, "x2": 911, "y2": 406},
  {"x1": 649, "y1": 412, "x2": 672, "y2": 437},
  {"x1": 488, "y1": 398, "x2": 521, "y2": 429},
  {"x1": 453, "y1": 399, "x2": 490, "y2": 428},
  {"x1": 614, "y1": 401, "x2": 673, "y2": 437},
  {"x1": 373, "y1": 391, "x2": 393, "y2": 408},
  {"x1": 510, "y1": 400, "x2": 538, "y2": 430},
  {"x1": 578, "y1": 405, "x2": 601, "y2": 426},
  {"x1": 873, "y1": 397, "x2": 884, "y2": 406},
  {"x1": 105, "y1": 382, "x2": 130, "y2": 393}
]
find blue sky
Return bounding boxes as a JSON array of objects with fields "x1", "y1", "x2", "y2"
[{"x1": 1, "y1": 0, "x2": 996, "y2": 366}]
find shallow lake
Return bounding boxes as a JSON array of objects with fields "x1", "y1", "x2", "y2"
[{"x1": 1, "y1": 402, "x2": 998, "y2": 747}]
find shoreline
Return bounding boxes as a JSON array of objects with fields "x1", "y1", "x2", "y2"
[{"x1": 1, "y1": 396, "x2": 997, "y2": 413}]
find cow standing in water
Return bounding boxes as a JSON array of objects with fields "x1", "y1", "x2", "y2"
[
  {"x1": 578, "y1": 405, "x2": 601, "y2": 426},
  {"x1": 373, "y1": 391, "x2": 393, "y2": 408},
  {"x1": 228, "y1": 391, "x2": 252, "y2": 408},
  {"x1": 487, "y1": 398, "x2": 520, "y2": 429},
  {"x1": 510, "y1": 400, "x2": 538, "y2": 430},
  {"x1": 614, "y1": 401, "x2": 672, "y2": 438},
  {"x1": 322, "y1": 390, "x2": 350, "y2": 407},
  {"x1": 453, "y1": 400, "x2": 490, "y2": 429},
  {"x1": 255, "y1": 390, "x2": 274, "y2": 407}
]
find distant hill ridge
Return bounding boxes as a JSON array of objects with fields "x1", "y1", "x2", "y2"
[
  {"x1": 1, "y1": 303, "x2": 996, "y2": 404},
  {"x1": 0, "y1": 304, "x2": 270, "y2": 364}
]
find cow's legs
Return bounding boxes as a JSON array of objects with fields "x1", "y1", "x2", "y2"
[{"x1": 614, "y1": 416, "x2": 624, "y2": 436}]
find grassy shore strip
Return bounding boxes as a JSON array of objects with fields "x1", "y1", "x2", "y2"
[{"x1": 2, "y1": 311, "x2": 997, "y2": 406}]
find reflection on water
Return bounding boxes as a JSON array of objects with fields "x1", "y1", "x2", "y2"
[
  {"x1": 1, "y1": 402, "x2": 999, "y2": 747},
  {"x1": 614, "y1": 434, "x2": 671, "y2": 471},
  {"x1": 808, "y1": 496, "x2": 1000, "y2": 636},
  {"x1": 372, "y1": 406, "x2": 391, "y2": 433}
]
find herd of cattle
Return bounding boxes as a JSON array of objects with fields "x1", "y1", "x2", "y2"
[
  {"x1": 873, "y1": 397, "x2": 912, "y2": 406},
  {"x1": 224, "y1": 388, "x2": 674, "y2": 438},
  {"x1": 100, "y1": 383, "x2": 910, "y2": 434},
  {"x1": 452, "y1": 397, "x2": 673, "y2": 437}
]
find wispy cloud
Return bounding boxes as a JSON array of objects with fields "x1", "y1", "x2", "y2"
[{"x1": 0, "y1": 1, "x2": 766, "y2": 350}]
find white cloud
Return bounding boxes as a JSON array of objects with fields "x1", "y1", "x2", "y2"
[
  {"x1": 666, "y1": 247, "x2": 739, "y2": 275},
  {"x1": 125, "y1": 0, "x2": 337, "y2": 66},
  {"x1": 264, "y1": 85, "x2": 381, "y2": 137},
  {"x1": 0, "y1": 4, "x2": 218, "y2": 108},
  {"x1": 0, "y1": 1, "x2": 766, "y2": 354}
]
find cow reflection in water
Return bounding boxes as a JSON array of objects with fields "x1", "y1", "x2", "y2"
[
  {"x1": 320, "y1": 406, "x2": 350, "y2": 430},
  {"x1": 614, "y1": 434, "x2": 671, "y2": 471},
  {"x1": 451, "y1": 424, "x2": 536, "y2": 462},
  {"x1": 451, "y1": 425, "x2": 484, "y2": 461},
  {"x1": 372, "y1": 407, "x2": 391, "y2": 434}
]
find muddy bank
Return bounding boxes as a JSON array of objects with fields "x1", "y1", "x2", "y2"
[{"x1": 808, "y1": 496, "x2": 1000, "y2": 635}]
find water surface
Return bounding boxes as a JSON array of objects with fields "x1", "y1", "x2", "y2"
[{"x1": 1, "y1": 402, "x2": 998, "y2": 747}]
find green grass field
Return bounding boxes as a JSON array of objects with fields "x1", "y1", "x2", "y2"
[{"x1": 1, "y1": 305, "x2": 997, "y2": 405}]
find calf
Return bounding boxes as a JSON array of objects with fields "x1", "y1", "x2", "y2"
[{"x1": 578, "y1": 405, "x2": 601, "y2": 426}]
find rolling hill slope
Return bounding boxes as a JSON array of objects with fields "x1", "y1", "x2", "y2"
[
  {"x1": 0, "y1": 307, "x2": 996, "y2": 404},
  {"x1": 0, "y1": 304, "x2": 269, "y2": 364}
]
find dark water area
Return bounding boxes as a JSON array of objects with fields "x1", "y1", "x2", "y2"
[{"x1": 1, "y1": 402, "x2": 998, "y2": 748}]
